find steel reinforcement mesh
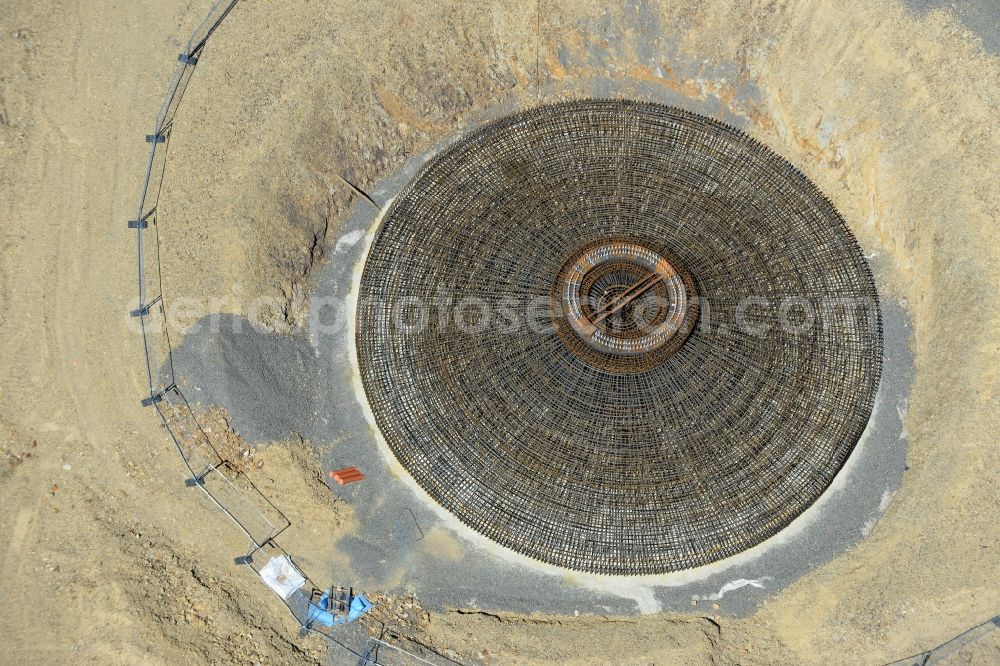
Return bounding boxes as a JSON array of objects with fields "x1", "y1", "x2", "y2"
[{"x1": 356, "y1": 99, "x2": 883, "y2": 575}]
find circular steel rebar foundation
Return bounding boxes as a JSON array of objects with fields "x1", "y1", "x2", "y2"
[{"x1": 356, "y1": 99, "x2": 882, "y2": 575}]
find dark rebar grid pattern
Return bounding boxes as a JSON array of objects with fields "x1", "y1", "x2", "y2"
[{"x1": 356, "y1": 99, "x2": 883, "y2": 575}]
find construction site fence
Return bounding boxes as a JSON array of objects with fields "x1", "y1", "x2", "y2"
[{"x1": 129, "y1": 2, "x2": 452, "y2": 664}]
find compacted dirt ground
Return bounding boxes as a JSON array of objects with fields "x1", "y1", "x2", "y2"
[{"x1": 0, "y1": 0, "x2": 998, "y2": 664}]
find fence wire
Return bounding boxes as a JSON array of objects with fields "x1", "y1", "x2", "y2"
[{"x1": 129, "y1": 2, "x2": 450, "y2": 663}]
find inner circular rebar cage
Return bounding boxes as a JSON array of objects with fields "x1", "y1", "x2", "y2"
[{"x1": 356, "y1": 99, "x2": 883, "y2": 575}]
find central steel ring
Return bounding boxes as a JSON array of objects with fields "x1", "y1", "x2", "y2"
[{"x1": 561, "y1": 242, "x2": 689, "y2": 356}]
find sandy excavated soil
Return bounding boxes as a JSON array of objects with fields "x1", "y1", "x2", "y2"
[{"x1": 1, "y1": 0, "x2": 998, "y2": 664}]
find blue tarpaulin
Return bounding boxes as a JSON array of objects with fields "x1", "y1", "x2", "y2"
[{"x1": 306, "y1": 590, "x2": 372, "y2": 627}]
